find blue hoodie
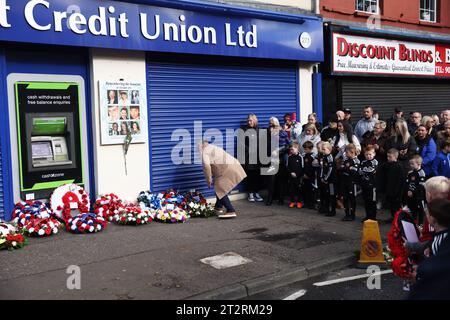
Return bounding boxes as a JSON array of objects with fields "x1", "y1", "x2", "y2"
[{"x1": 432, "y1": 151, "x2": 450, "y2": 178}]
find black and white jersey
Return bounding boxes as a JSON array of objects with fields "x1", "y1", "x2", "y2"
[
  {"x1": 342, "y1": 156, "x2": 360, "y2": 180},
  {"x1": 406, "y1": 168, "x2": 426, "y2": 198},
  {"x1": 359, "y1": 159, "x2": 378, "y2": 186},
  {"x1": 432, "y1": 231, "x2": 448, "y2": 256},
  {"x1": 320, "y1": 154, "x2": 336, "y2": 182}
]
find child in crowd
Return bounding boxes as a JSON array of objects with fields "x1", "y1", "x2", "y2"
[
  {"x1": 379, "y1": 148, "x2": 405, "y2": 220},
  {"x1": 302, "y1": 141, "x2": 318, "y2": 209},
  {"x1": 405, "y1": 155, "x2": 427, "y2": 226},
  {"x1": 319, "y1": 142, "x2": 337, "y2": 217},
  {"x1": 359, "y1": 145, "x2": 379, "y2": 222},
  {"x1": 341, "y1": 144, "x2": 360, "y2": 221},
  {"x1": 287, "y1": 142, "x2": 304, "y2": 209}
]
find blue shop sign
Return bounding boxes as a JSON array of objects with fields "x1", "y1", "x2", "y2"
[{"x1": 0, "y1": 0, "x2": 323, "y2": 61}]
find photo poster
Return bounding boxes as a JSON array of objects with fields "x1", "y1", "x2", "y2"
[{"x1": 99, "y1": 81, "x2": 148, "y2": 145}]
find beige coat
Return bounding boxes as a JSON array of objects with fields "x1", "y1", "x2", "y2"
[{"x1": 201, "y1": 144, "x2": 247, "y2": 199}]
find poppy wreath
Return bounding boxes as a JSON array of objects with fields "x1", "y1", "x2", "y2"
[
  {"x1": 113, "y1": 206, "x2": 154, "y2": 225},
  {"x1": 66, "y1": 213, "x2": 106, "y2": 234},
  {"x1": 155, "y1": 207, "x2": 189, "y2": 223},
  {"x1": 50, "y1": 184, "x2": 91, "y2": 219},
  {"x1": 0, "y1": 222, "x2": 27, "y2": 251},
  {"x1": 94, "y1": 193, "x2": 124, "y2": 222},
  {"x1": 387, "y1": 207, "x2": 420, "y2": 279},
  {"x1": 182, "y1": 191, "x2": 215, "y2": 218},
  {"x1": 12, "y1": 201, "x2": 62, "y2": 237},
  {"x1": 161, "y1": 189, "x2": 187, "y2": 210}
]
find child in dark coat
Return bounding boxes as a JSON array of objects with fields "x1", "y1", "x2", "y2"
[
  {"x1": 340, "y1": 143, "x2": 360, "y2": 221},
  {"x1": 302, "y1": 141, "x2": 318, "y2": 209},
  {"x1": 379, "y1": 148, "x2": 405, "y2": 220},
  {"x1": 405, "y1": 155, "x2": 427, "y2": 226},
  {"x1": 319, "y1": 142, "x2": 337, "y2": 216},
  {"x1": 287, "y1": 142, "x2": 304, "y2": 208}
]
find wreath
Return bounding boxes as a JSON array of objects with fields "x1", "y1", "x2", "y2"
[
  {"x1": 183, "y1": 191, "x2": 215, "y2": 218},
  {"x1": 12, "y1": 201, "x2": 62, "y2": 237},
  {"x1": 0, "y1": 222, "x2": 27, "y2": 251},
  {"x1": 387, "y1": 207, "x2": 421, "y2": 279},
  {"x1": 155, "y1": 207, "x2": 189, "y2": 223},
  {"x1": 94, "y1": 193, "x2": 124, "y2": 221},
  {"x1": 50, "y1": 184, "x2": 90, "y2": 221},
  {"x1": 138, "y1": 191, "x2": 162, "y2": 210},
  {"x1": 66, "y1": 213, "x2": 106, "y2": 234},
  {"x1": 113, "y1": 206, "x2": 154, "y2": 225}
]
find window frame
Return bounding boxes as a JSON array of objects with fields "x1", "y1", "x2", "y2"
[
  {"x1": 355, "y1": 0, "x2": 380, "y2": 15},
  {"x1": 420, "y1": 0, "x2": 438, "y2": 23}
]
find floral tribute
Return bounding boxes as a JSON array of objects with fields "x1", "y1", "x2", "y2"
[
  {"x1": 94, "y1": 193, "x2": 124, "y2": 222},
  {"x1": 66, "y1": 213, "x2": 106, "y2": 234},
  {"x1": 12, "y1": 201, "x2": 62, "y2": 237},
  {"x1": 0, "y1": 222, "x2": 27, "y2": 251},
  {"x1": 138, "y1": 189, "x2": 215, "y2": 222},
  {"x1": 183, "y1": 191, "x2": 216, "y2": 218},
  {"x1": 50, "y1": 184, "x2": 90, "y2": 221},
  {"x1": 50, "y1": 184, "x2": 105, "y2": 234},
  {"x1": 387, "y1": 207, "x2": 422, "y2": 279},
  {"x1": 113, "y1": 205, "x2": 154, "y2": 225}
]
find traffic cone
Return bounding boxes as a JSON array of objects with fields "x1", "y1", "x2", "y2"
[{"x1": 357, "y1": 219, "x2": 387, "y2": 269}]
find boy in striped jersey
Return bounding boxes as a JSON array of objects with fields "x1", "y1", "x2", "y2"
[
  {"x1": 406, "y1": 155, "x2": 427, "y2": 226},
  {"x1": 359, "y1": 145, "x2": 378, "y2": 222},
  {"x1": 318, "y1": 142, "x2": 337, "y2": 216}
]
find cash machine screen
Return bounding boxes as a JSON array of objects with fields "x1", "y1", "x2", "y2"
[{"x1": 31, "y1": 141, "x2": 53, "y2": 157}]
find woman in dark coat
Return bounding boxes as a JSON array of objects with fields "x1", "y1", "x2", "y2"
[
  {"x1": 385, "y1": 119, "x2": 418, "y2": 171},
  {"x1": 361, "y1": 120, "x2": 390, "y2": 165},
  {"x1": 239, "y1": 114, "x2": 264, "y2": 202}
]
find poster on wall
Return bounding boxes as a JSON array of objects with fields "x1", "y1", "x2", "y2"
[{"x1": 99, "y1": 81, "x2": 147, "y2": 145}]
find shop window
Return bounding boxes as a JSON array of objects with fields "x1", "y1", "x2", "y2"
[
  {"x1": 355, "y1": 0, "x2": 379, "y2": 14},
  {"x1": 420, "y1": 0, "x2": 437, "y2": 22}
]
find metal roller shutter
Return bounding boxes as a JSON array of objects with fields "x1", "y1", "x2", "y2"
[
  {"x1": 147, "y1": 58, "x2": 298, "y2": 196},
  {"x1": 341, "y1": 80, "x2": 450, "y2": 120}
]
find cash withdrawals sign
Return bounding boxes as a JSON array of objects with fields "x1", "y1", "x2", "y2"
[{"x1": 332, "y1": 33, "x2": 450, "y2": 77}]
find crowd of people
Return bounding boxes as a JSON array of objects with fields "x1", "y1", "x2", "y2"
[{"x1": 241, "y1": 108, "x2": 450, "y2": 224}]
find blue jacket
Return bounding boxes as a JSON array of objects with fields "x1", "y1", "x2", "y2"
[
  {"x1": 432, "y1": 151, "x2": 450, "y2": 178},
  {"x1": 419, "y1": 138, "x2": 437, "y2": 176}
]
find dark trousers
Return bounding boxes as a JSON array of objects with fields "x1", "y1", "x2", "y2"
[
  {"x1": 386, "y1": 195, "x2": 402, "y2": 218},
  {"x1": 362, "y1": 186, "x2": 377, "y2": 220},
  {"x1": 266, "y1": 164, "x2": 287, "y2": 203},
  {"x1": 320, "y1": 181, "x2": 336, "y2": 214},
  {"x1": 343, "y1": 182, "x2": 357, "y2": 217},
  {"x1": 215, "y1": 194, "x2": 235, "y2": 213},
  {"x1": 302, "y1": 177, "x2": 316, "y2": 207},
  {"x1": 289, "y1": 177, "x2": 301, "y2": 203},
  {"x1": 245, "y1": 168, "x2": 260, "y2": 194},
  {"x1": 407, "y1": 198, "x2": 425, "y2": 225}
]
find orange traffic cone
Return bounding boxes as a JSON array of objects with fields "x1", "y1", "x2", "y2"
[{"x1": 357, "y1": 219, "x2": 387, "y2": 269}]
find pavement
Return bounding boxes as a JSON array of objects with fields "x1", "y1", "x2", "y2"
[{"x1": 0, "y1": 198, "x2": 393, "y2": 300}]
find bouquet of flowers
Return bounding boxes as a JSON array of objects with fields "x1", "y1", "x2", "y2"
[
  {"x1": 183, "y1": 191, "x2": 215, "y2": 218},
  {"x1": 66, "y1": 213, "x2": 106, "y2": 234},
  {"x1": 94, "y1": 193, "x2": 124, "y2": 221},
  {"x1": 113, "y1": 206, "x2": 154, "y2": 225},
  {"x1": 0, "y1": 222, "x2": 27, "y2": 251},
  {"x1": 12, "y1": 201, "x2": 62, "y2": 237},
  {"x1": 155, "y1": 207, "x2": 189, "y2": 223}
]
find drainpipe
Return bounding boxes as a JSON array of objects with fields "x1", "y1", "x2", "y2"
[{"x1": 313, "y1": 0, "x2": 320, "y2": 14}]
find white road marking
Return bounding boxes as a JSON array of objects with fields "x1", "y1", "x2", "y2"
[
  {"x1": 283, "y1": 289, "x2": 307, "y2": 300},
  {"x1": 313, "y1": 270, "x2": 393, "y2": 287}
]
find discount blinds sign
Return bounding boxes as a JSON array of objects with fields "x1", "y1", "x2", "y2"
[{"x1": 332, "y1": 33, "x2": 450, "y2": 77}]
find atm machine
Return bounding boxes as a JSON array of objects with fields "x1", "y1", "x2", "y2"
[{"x1": 13, "y1": 81, "x2": 85, "y2": 200}]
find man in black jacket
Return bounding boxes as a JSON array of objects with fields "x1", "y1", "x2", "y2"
[{"x1": 408, "y1": 199, "x2": 450, "y2": 300}]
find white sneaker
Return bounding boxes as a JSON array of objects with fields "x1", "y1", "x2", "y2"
[
  {"x1": 218, "y1": 212, "x2": 237, "y2": 219},
  {"x1": 254, "y1": 193, "x2": 264, "y2": 202},
  {"x1": 376, "y1": 201, "x2": 382, "y2": 210},
  {"x1": 248, "y1": 193, "x2": 255, "y2": 202}
]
